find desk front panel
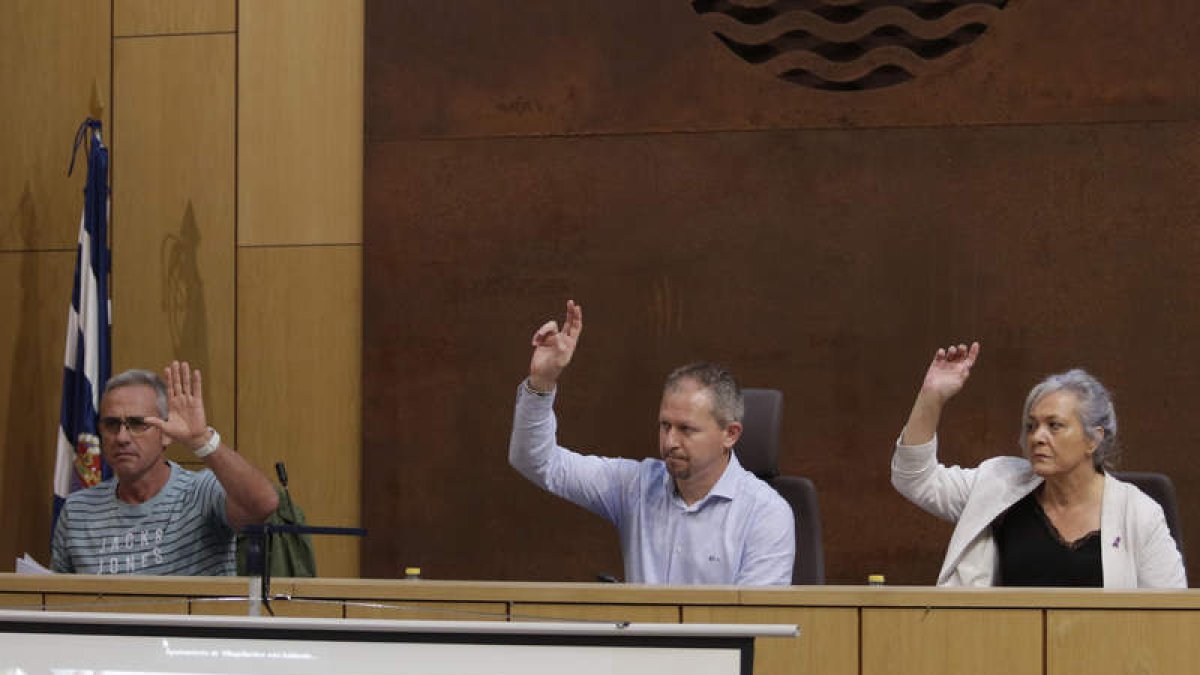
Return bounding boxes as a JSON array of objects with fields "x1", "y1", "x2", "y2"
[
  {"x1": 1047, "y1": 609, "x2": 1200, "y2": 675},
  {"x1": 862, "y1": 608, "x2": 1042, "y2": 675},
  {"x1": 3, "y1": 576, "x2": 1200, "y2": 675},
  {"x1": 684, "y1": 605, "x2": 858, "y2": 675}
]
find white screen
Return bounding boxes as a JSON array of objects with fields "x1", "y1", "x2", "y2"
[
  {"x1": 2, "y1": 633, "x2": 742, "y2": 675},
  {"x1": 0, "y1": 612, "x2": 781, "y2": 675}
]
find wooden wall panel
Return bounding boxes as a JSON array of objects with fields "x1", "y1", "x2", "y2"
[
  {"x1": 1047, "y1": 610, "x2": 1200, "y2": 675},
  {"x1": 237, "y1": 246, "x2": 361, "y2": 578},
  {"x1": 363, "y1": 123, "x2": 1200, "y2": 583},
  {"x1": 684, "y1": 606, "x2": 857, "y2": 675},
  {"x1": 238, "y1": 0, "x2": 363, "y2": 246},
  {"x1": 366, "y1": 0, "x2": 1200, "y2": 139},
  {"x1": 1, "y1": 0, "x2": 109, "y2": 251},
  {"x1": 114, "y1": 0, "x2": 235, "y2": 37},
  {"x1": 5, "y1": 0, "x2": 366, "y2": 583},
  {"x1": 862, "y1": 608, "x2": 1042, "y2": 675},
  {"x1": 112, "y1": 35, "x2": 236, "y2": 456},
  {"x1": 0, "y1": 252, "x2": 75, "y2": 565}
]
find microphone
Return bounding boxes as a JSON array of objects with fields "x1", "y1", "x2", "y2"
[{"x1": 274, "y1": 461, "x2": 300, "y2": 525}]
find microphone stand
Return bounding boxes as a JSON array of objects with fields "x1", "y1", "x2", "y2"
[
  {"x1": 240, "y1": 462, "x2": 368, "y2": 616},
  {"x1": 241, "y1": 524, "x2": 367, "y2": 615}
]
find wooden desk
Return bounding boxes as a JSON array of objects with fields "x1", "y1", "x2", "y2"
[{"x1": 1, "y1": 575, "x2": 1197, "y2": 675}]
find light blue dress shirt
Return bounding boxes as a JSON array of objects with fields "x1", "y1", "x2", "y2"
[{"x1": 510, "y1": 382, "x2": 795, "y2": 585}]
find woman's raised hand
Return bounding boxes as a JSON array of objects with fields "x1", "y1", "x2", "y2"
[{"x1": 921, "y1": 342, "x2": 981, "y2": 403}]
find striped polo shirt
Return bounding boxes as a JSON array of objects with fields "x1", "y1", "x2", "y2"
[{"x1": 51, "y1": 461, "x2": 235, "y2": 575}]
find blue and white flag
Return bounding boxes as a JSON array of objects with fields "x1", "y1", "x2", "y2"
[{"x1": 53, "y1": 118, "x2": 112, "y2": 520}]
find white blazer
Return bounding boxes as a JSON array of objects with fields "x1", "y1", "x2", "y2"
[{"x1": 892, "y1": 436, "x2": 1186, "y2": 588}]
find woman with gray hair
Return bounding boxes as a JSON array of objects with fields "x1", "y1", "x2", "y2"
[{"x1": 891, "y1": 342, "x2": 1185, "y2": 587}]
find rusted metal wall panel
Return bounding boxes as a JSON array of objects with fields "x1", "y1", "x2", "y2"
[
  {"x1": 364, "y1": 1, "x2": 1200, "y2": 584},
  {"x1": 366, "y1": 1, "x2": 1199, "y2": 139}
]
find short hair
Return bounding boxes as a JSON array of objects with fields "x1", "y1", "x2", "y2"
[
  {"x1": 663, "y1": 362, "x2": 744, "y2": 428},
  {"x1": 1019, "y1": 368, "x2": 1118, "y2": 472},
  {"x1": 104, "y1": 369, "x2": 168, "y2": 419}
]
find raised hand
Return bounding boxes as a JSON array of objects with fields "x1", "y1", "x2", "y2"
[
  {"x1": 528, "y1": 300, "x2": 583, "y2": 392},
  {"x1": 921, "y1": 342, "x2": 981, "y2": 403},
  {"x1": 145, "y1": 361, "x2": 211, "y2": 450},
  {"x1": 900, "y1": 342, "x2": 981, "y2": 446}
]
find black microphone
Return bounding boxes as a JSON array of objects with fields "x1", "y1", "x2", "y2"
[{"x1": 274, "y1": 461, "x2": 299, "y2": 523}]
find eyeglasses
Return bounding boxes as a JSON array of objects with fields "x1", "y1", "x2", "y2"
[{"x1": 98, "y1": 416, "x2": 154, "y2": 436}]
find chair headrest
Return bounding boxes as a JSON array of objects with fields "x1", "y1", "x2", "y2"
[
  {"x1": 1111, "y1": 471, "x2": 1178, "y2": 508},
  {"x1": 735, "y1": 388, "x2": 783, "y2": 479}
]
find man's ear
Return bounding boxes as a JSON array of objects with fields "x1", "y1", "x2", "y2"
[{"x1": 723, "y1": 421, "x2": 743, "y2": 450}]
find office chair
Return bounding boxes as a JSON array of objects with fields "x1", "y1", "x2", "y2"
[
  {"x1": 735, "y1": 388, "x2": 825, "y2": 585},
  {"x1": 1111, "y1": 470, "x2": 1185, "y2": 562}
]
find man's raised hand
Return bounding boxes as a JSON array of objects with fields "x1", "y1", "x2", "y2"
[
  {"x1": 145, "y1": 360, "x2": 212, "y2": 451},
  {"x1": 528, "y1": 300, "x2": 583, "y2": 392}
]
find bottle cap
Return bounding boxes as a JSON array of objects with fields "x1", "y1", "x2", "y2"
[{"x1": 867, "y1": 574, "x2": 885, "y2": 585}]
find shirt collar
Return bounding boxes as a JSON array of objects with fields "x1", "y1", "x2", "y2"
[{"x1": 709, "y1": 452, "x2": 743, "y2": 500}]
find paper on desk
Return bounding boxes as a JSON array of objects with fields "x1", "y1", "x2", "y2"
[{"x1": 15, "y1": 553, "x2": 51, "y2": 574}]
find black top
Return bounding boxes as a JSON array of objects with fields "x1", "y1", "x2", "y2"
[{"x1": 992, "y1": 489, "x2": 1103, "y2": 587}]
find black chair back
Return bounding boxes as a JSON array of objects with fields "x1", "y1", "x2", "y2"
[
  {"x1": 735, "y1": 388, "x2": 825, "y2": 584},
  {"x1": 1111, "y1": 471, "x2": 1185, "y2": 558}
]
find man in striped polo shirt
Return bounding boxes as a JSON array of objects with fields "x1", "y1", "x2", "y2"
[{"x1": 51, "y1": 361, "x2": 279, "y2": 575}]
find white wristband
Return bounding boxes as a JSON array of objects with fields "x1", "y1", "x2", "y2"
[{"x1": 193, "y1": 427, "x2": 220, "y2": 459}]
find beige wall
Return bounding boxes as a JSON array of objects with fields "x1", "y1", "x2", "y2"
[
  {"x1": 0, "y1": 0, "x2": 112, "y2": 570},
  {"x1": 0, "y1": 0, "x2": 362, "y2": 577}
]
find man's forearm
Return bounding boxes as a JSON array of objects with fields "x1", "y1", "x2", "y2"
[
  {"x1": 509, "y1": 380, "x2": 559, "y2": 483},
  {"x1": 202, "y1": 441, "x2": 280, "y2": 529}
]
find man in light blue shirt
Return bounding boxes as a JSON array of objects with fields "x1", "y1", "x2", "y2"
[{"x1": 509, "y1": 300, "x2": 795, "y2": 585}]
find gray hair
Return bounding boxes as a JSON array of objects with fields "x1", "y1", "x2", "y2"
[
  {"x1": 1019, "y1": 368, "x2": 1118, "y2": 472},
  {"x1": 104, "y1": 369, "x2": 168, "y2": 419},
  {"x1": 663, "y1": 362, "x2": 744, "y2": 428}
]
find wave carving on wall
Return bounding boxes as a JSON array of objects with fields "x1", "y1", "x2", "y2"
[{"x1": 693, "y1": 0, "x2": 1009, "y2": 91}]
